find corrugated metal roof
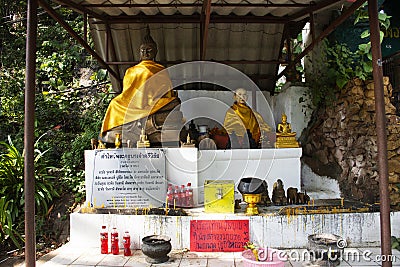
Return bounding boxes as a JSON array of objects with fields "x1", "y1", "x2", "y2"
[{"x1": 52, "y1": 0, "x2": 351, "y2": 92}]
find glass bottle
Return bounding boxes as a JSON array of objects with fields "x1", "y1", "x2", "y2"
[
  {"x1": 186, "y1": 182, "x2": 194, "y2": 208},
  {"x1": 100, "y1": 225, "x2": 108, "y2": 254},
  {"x1": 111, "y1": 227, "x2": 119, "y2": 255},
  {"x1": 123, "y1": 231, "x2": 131, "y2": 256}
]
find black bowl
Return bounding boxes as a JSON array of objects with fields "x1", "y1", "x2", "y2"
[
  {"x1": 237, "y1": 177, "x2": 267, "y2": 194},
  {"x1": 142, "y1": 235, "x2": 172, "y2": 264}
]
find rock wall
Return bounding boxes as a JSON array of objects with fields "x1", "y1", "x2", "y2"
[{"x1": 303, "y1": 77, "x2": 400, "y2": 206}]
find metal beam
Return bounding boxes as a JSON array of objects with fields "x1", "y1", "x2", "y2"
[
  {"x1": 105, "y1": 59, "x2": 281, "y2": 65},
  {"x1": 80, "y1": 3, "x2": 311, "y2": 8},
  {"x1": 52, "y1": 0, "x2": 105, "y2": 20},
  {"x1": 288, "y1": 0, "x2": 341, "y2": 21},
  {"x1": 277, "y1": 0, "x2": 368, "y2": 80},
  {"x1": 368, "y1": 0, "x2": 392, "y2": 266},
  {"x1": 200, "y1": 0, "x2": 212, "y2": 60},
  {"x1": 38, "y1": 0, "x2": 120, "y2": 82},
  {"x1": 24, "y1": 0, "x2": 38, "y2": 266},
  {"x1": 91, "y1": 14, "x2": 289, "y2": 24}
]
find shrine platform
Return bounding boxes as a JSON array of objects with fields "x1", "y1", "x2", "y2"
[{"x1": 70, "y1": 199, "x2": 400, "y2": 250}]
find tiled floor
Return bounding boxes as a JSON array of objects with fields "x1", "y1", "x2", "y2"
[{"x1": 22, "y1": 243, "x2": 400, "y2": 266}]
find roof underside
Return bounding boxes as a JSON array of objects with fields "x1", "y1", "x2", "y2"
[{"x1": 51, "y1": 0, "x2": 352, "y2": 92}]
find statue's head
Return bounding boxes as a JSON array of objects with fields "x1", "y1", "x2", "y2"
[
  {"x1": 140, "y1": 26, "x2": 158, "y2": 61},
  {"x1": 234, "y1": 88, "x2": 248, "y2": 105},
  {"x1": 281, "y1": 113, "x2": 287, "y2": 123}
]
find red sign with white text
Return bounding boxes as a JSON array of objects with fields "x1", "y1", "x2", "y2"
[{"x1": 190, "y1": 220, "x2": 249, "y2": 252}]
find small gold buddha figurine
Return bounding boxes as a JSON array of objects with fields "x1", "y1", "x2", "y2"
[
  {"x1": 181, "y1": 133, "x2": 195, "y2": 148},
  {"x1": 97, "y1": 140, "x2": 107, "y2": 149},
  {"x1": 137, "y1": 128, "x2": 150, "y2": 148},
  {"x1": 275, "y1": 113, "x2": 299, "y2": 148},
  {"x1": 115, "y1": 133, "x2": 122, "y2": 148}
]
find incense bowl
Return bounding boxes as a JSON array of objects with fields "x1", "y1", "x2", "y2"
[{"x1": 141, "y1": 235, "x2": 172, "y2": 263}]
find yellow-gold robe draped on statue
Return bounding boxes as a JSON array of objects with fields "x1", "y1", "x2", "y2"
[
  {"x1": 100, "y1": 60, "x2": 176, "y2": 134},
  {"x1": 223, "y1": 102, "x2": 271, "y2": 143}
]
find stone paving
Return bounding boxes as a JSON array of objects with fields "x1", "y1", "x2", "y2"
[{"x1": 22, "y1": 243, "x2": 400, "y2": 267}]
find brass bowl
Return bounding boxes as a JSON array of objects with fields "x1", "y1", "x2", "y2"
[
  {"x1": 243, "y1": 193, "x2": 262, "y2": 204},
  {"x1": 242, "y1": 193, "x2": 262, "y2": 215}
]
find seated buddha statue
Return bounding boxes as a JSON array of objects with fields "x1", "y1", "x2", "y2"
[
  {"x1": 99, "y1": 28, "x2": 182, "y2": 147},
  {"x1": 275, "y1": 113, "x2": 299, "y2": 148},
  {"x1": 276, "y1": 113, "x2": 296, "y2": 137},
  {"x1": 223, "y1": 88, "x2": 272, "y2": 149}
]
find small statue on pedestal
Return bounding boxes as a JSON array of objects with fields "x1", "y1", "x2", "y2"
[
  {"x1": 137, "y1": 128, "x2": 150, "y2": 148},
  {"x1": 261, "y1": 180, "x2": 271, "y2": 206},
  {"x1": 115, "y1": 133, "x2": 122, "y2": 148},
  {"x1": 275, "y1": 113, "x2": 299, "y2": 148},
  {"x1": 272, "y1": 179, "x2": 287, "y2": 205},
  {"x1": 181, "y1": 134, "x2": 195, "y2": 148},
  {"x1": 98, "y1": 140, "x2": 107, "y2": 149}
]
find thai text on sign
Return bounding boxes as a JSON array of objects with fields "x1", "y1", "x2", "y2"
[
  {"x1": 86, "y1": 148, "x2": 166, "y2": 208},
  {"x1": 190, "y1": 220, "x2": 249, "y2": 252}
]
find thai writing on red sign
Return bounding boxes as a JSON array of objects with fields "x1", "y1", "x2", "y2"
[{"x1": 190, "y1": 220, "x2": 249, "y2": 252}]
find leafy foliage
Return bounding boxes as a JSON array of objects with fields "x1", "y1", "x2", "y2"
[
  {"x1": 306, "y1": 4, "x2": 391, "y2": 108},
  {"x1": 327, "y1": 5, "x2": 391, "y2": 90},
  {"x1": 0, "y1": 137, "x2": 59, "y2": 248},
  {"x1": 0, "y1": 2, "x2": 113, "y2": 251}
]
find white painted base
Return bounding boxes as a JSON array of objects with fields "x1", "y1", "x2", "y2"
[{"x1": 70, "y1": 211, "x2": 400, "y2": 250}]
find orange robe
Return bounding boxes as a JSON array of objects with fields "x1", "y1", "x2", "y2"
[
  {"x1": 100, "y1": 60, "x2": 176, "y2": 134},
  {"x1": 223, "y1": 102, "x2": 271, "y2": 143}
]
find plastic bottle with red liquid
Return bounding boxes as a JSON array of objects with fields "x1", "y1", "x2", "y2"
[
  {"x1": 186, "y1": 182, "x2": 194, "y2": 207},
  {"x1": 100, "y1": 225, "x2": 108, "y2": 254},
  {"x1": 167, "y1": 184, "x2": 174, "y2": 208},
  {"x1": 111, "y1": 227, "x2": 119, "y2": 255},
  {"x1": 123, "y1": 231, "x2": 131, "y2": 256},
  {"x1": 173, "y1": 185, "x2": 180, "y2": 208},
  {"x1": 179, "y1": 184, "x2": 186, "y2": 207}
]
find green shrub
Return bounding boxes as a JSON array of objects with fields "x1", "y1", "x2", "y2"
[{"x1": 0, "y1": 136, "x2": 59, "y2": 248}]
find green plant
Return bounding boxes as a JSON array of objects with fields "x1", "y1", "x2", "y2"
[
  {"x1": 0, "y1": 197, "x2": 23, "y2": 249},
  {"x1": 327, "y1": 4, "x2": 391, "y2": 89},
  {"x1": 392, "y1": 236, "x2": 400, "y2": 251},
  {"x1": 282, "y1": 33, "x2": 304, "y2": 83},
  {"x1": 306, "y1": 4, "x2": 391, "y2": 108},
  {"x1": 0, "y1": 136, "x2": 59, "y2": 248}
]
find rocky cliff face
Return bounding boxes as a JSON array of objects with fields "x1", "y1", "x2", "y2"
[{"x1": 303, "y1": 77, "x2": 400, "y2": 206}]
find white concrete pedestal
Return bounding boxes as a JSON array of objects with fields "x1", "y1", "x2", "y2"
[{"x1": 85, "y1": 148, "x2": 302, "y2": 206}]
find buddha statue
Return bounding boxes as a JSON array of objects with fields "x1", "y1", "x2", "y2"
[
  {"x1": 275, "y1": 113, "x2": 299, "y2": 148},
  {"x1": 181, "y1": 133, "x2": 195, "y2": 148},
  {"x1": 99, "y1": 27, "x2": 183, "y2": 147},
  {"x1": 137, "y1": 128, "x2": 150, "y2": 148},
  {"x1": 223, "y1": 88, "x2": 272, "y2": 149},
  {"x1": 272, "y1": 179, "x2": 287, "y2": 206},
  {"x1": 277, "y1": 113, "x2": 294, "y2": 135}
]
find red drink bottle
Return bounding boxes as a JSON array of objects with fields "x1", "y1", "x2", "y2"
[
  {"x1": 100, "y1": 225, "x2": 108, "y2": 254},
  {"x1": 179, "y1": 185, "x2": 186, "y2": 207},
  {"x1": 174, "y1": 185, "x2": 180, "y2": 207},
  {"x1": 186, "y1": 182, "x2": 194, "y2": 207},
  {"x1": 111, "y1": 227, "x2": 119, "y2": 255},
  {"x1": 167, "y1": 185, "x2": 174, "y2": 208},
  {"x1": 123, "y1": 231, "x2": 131, "y2": 256}
]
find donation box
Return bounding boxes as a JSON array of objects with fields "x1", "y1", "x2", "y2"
[{"x1": 204, "y1": 180, "x2": 235, "y2": 213}]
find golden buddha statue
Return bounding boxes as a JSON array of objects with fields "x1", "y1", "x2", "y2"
[
  {"x1": 137, "y1": 128, "x2": 150, "y2": 148},
  {"x1": 115, "y1": 133, "x2": 122, "y2": 148},
  {"x1": 99, "y1": 27, "x2": 182, "y2": 147},
  {"x1": 223, "y1": 88, "x2": 272, "y2": 148},
  {"x1": 275, "y1": 113, "x2": 299, "y2": 148}
]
